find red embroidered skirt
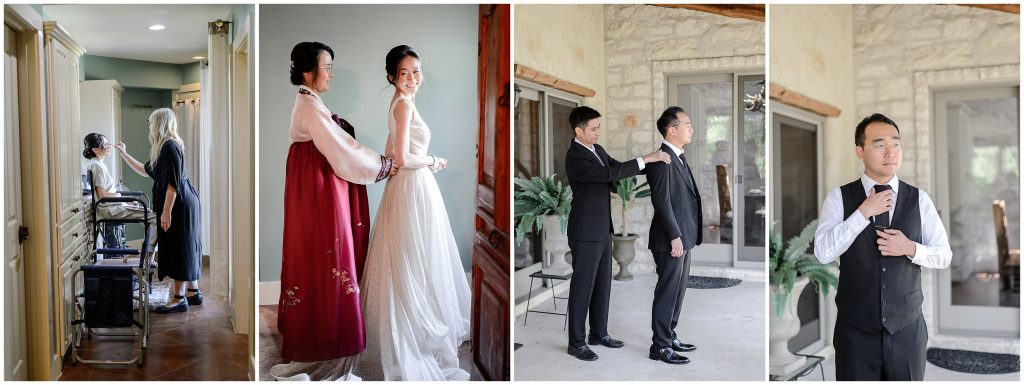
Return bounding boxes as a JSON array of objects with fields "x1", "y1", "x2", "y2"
[{"x1": 278, "y1": 140, "x2": 370, "y2": 361}]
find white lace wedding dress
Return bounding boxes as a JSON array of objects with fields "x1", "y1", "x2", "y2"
[{"x1": 354, "y1": 95, "x2": 472, "y2": 381}]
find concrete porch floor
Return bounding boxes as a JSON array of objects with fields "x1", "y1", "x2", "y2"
[
  {"x1": 794, "y1": 353, "x2": 1019, "y2": 381},
  {"x1": 513, "y1": 272, "x2": 765, "y2": 381}
]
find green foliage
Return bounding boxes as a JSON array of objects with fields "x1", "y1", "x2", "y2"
[
  {"x1": 769, "y1": 220, "x2": 839, "y2": 318},
  {"x1": 514, "y1": 175, "x2": 572, "y2": 245},
  {"x1": 611, "y1": 176, "x2": 650, "y2": 236}
]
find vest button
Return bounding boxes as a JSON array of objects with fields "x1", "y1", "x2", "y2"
[
  {"x1": 882, "y1": 284, "x2": 887, "y2": 289},
  {"x1": 882, "y1": 267, "x2": 887, "y2": 272},
  {"x1": 882, "y1": 317, "x2": 887, "y2": 322}
]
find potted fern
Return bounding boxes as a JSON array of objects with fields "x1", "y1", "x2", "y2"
[
  {"x1": 610, "y1": 176, "x2": 650, "y2": 280},
  {"x1": 514, "y1": 175, "x2": 573, "y2": 275},
  {"x1": 768, "y1": 219, "x2": 839, "y2": 376}
]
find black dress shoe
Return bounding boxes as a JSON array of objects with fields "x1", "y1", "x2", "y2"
[
  {"x1": 649, "y1": 347, "x2": 689, "y2": 365},
  {"x1": 186, "y1": 289, "x2": 203, "y2": 306},
  {"x1": 567, "y1": 344, "x2": 599, "y2": 361},
  {"x1": 671, "y1": 339, "x2": 697, "y2": 352},
  {"x1": 155, "y1": 296, "x2": 189, "y2": 314},
  {"x1": 587, "y1": 333, "x2": 625, "y2": 348}
]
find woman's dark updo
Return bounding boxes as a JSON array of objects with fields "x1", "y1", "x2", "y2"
[
  {"x1": 290, "y1": 42, "x2": 334, "y2": 86},
  {"x1": 384, "y1": 45, "x2": 420, "y2": 86},
  {"x1": 82, "y1": 132, "x2": 106, "y2": 159}
]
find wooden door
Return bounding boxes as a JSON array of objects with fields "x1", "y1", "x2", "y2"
[
  {"x1": 4, "y1": 24, "x2": 28, "y2": 381},
  {"x1": 471, "y1": 4, "x2": 510, "y2": 381}
]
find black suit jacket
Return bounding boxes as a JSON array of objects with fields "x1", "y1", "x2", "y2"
[
  {"x1": 647, "y1": 143, "x2": 703, "y2": 251},
  {"x1": 565, "y1": 141, "x2": 641, "y2": 242}
]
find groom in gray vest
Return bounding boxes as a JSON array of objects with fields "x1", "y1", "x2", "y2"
[{"x1": 813, "y1": 113, "x2": 951, "y2": 381}]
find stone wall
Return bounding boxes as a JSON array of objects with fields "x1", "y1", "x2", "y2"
[
  {"x1": 602, "y1": 4, "x2": 765, "y2": 273},
  {"x1": 852, "y1": 4, "x2": 1019, "y2": 190}
]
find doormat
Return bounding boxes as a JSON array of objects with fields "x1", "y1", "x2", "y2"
[
  {"x1": 687, "y1": 276, "x2": 741, "y2": 289},
  {"x1": 926, "y1": 348, "x2": 1019, "y2": 374}
]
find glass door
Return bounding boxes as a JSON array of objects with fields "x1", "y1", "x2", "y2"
[
  {"x1": 668, "y1": 72, "x2": 765, "y2": 269},
  {"x1": 736, "y1": 75, "x2": 766, "y2": 266},
  {"x1": 934, "y1": 85, "x2": 1020, "y2": 337}
]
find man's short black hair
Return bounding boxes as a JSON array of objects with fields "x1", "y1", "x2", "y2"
[
  {"x1": 855, "y1": 113, "x2": 900, "y2": 146},
  {"x1": 656, "y1": 106, "x2": 685, "y2": 137},
  {"x1": 569, "y1": 106, "x2": 601, "y2": 131}
]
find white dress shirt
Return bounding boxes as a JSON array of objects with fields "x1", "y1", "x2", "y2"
[
  {"x1": 662, "y1": 140, "x2": 684, "y2": 157},
  {"x1": 574, "y1": 138, "x2": 645, "y2": 171},
  {"x1": 813, "y1": 174, "x2": 952, "y2": 269}
]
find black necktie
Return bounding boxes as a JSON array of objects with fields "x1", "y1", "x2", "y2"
[
  {"x1": 873, "y1": 184, "x2": 891, "y2": 228},
  {"x1": 679, "y1": 153, "x2": 695, "y2": 188}
]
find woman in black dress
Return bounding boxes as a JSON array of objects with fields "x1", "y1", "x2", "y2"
[{"x1": 116, "y1": 107, "x2": 203, "y2": 313}]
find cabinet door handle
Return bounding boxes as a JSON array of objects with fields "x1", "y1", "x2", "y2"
[
  {"x1": 71, "y1": 232, "x2": 79, "y2": 238},
  {"x1": 71, "y1": 207, "x2": 80, "y2": 213},
  {"x1": 73, "y1": 255, "x2": 81, "y2": 262}
]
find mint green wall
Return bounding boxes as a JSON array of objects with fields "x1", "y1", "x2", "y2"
[
  {"x1": 181, "y1": 62, "x2": 201, "y2": 84},
  {"x1": 83, "y1": 55, "x2": 182, "y2": 89},
  {"x1": 118, "y1": 89, "x2": 173, "y2": 240}
]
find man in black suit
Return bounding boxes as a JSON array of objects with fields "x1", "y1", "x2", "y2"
[
  {"x1": 813, "y1": 113, "x2": 951, "y2": 380},
  {"x1": 564, "y1": 106, "x2": 670, "y2": 361},
  {"x1": 645, "y1": 106, "x2": 702, "y2": 365}
]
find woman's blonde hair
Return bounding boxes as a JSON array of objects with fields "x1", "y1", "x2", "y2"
[{"x1": 148, "y1": 108, "x2": 184, "y2": 166}]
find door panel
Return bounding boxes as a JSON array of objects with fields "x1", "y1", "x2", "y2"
[
  {"x1": 471, "y1": 4, "x2": 510, "y2": 381},
  {"x1": 4, "y1": 24, "x2": 28, "y2": 381}
]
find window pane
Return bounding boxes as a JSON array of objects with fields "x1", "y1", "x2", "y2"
[
  {"x1": 514, "y1": 96, "x2": 542, "y2": 271},
  {"x1": 549, "y1": 97, "x2": 576, "y2": 187},
  {"x1": 775, "y1": 113, "x2": 821, "y2": 351},
  {"x1": 946, "y1": 94, "x2": 1020, "y2": 308},
  {"x1": 741, "y1": 78, "x2": 766, "y2": 255}
]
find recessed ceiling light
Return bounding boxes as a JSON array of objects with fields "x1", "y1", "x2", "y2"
[
  {"x1": 148, "y1": 24, "x2": 166, "y2": 31},
  {"x1": 193, "y1": 56, "x2": 205, "y2": 60}
]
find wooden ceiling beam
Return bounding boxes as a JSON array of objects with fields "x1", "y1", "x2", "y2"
[{"x1": 654, "y1": 4, "x2": 765, "y2": 22}]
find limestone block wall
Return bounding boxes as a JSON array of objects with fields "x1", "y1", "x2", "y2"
[
  {"x1": 852, "y1": 4, "x2": 1019, "y2": 190},
  {"x1": 602, "y1": 4, "x2": 765, "y2": 273}
]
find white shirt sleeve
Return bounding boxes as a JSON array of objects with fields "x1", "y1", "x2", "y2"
[
  {"x1": 636, "y1": 158, "x2": 645, "y2": 171},
  {"x1": 908, "y1": 190, "x2": 952, "y2": 269},
  {"x1": 289, "y1": 93, "x2": 388, "y2": 185},
  {"x1": 814, "y1": 187, "x2": 871, "y2": 264}
]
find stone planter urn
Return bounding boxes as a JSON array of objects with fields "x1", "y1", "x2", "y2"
[
  {"x1": 769, "y1": 275, "x2": 809, "y2": 377},
  {"x1": 541, "y1": 215, "x2": 572, "y2": 275},
  {"x1": 611, "y1": 233, "x2": 639, "y2": 281}
]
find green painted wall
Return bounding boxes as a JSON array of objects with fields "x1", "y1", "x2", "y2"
[
  {"x1": 83, "y1": 55, "x2": 182, "y2": 89},
  {"x1": 181, "y1": 62, "x2": 201, "y2": 84},
  {"x1": 118, "y1": 89, "x2": 173, "y2": 240}
]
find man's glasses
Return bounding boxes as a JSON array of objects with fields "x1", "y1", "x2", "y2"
[{"x1": 863, "y1": 142, "x2": 902, "y2": 153}]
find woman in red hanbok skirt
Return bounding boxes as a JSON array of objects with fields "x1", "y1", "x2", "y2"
[{"x1": 271, "y1": 42, "x2": 396, "y2": 381}]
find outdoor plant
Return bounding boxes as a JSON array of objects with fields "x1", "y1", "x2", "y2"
[
  {"x1": 769, "y1": 219, "x2": 839, "y2": 316},
  {"x1": 611, "y1": 176, "x2": 650, "y2": 236},
  {"x1": 513, "y1": 175, "x2": 572, "y2": 245}
]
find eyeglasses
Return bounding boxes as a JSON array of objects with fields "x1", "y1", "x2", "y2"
[
  {"x1": 319, "y1": 64, "x2": 334, "y2": 73},
  {"x1": 863, "y1": 142, "x2": 902, "y2": 153}
]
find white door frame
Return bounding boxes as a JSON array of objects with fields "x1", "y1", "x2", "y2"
[
  {"x1": 5, "y1": 4, "x2": 59, "y2": 380},
  {"x1": 229, "y1": 13, "x2": 255, "y2": 378},
  {"x1": 770, "y1": 102, "x2": 833, "y2": 356}
]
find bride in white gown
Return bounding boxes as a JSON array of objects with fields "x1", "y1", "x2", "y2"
[{"x1": 355, "y1": 45, "x2": 472, "y2": 381}]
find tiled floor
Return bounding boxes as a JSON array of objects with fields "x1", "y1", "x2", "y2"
[
  {"x1": 258, "y1": 305, "x2": 473, "y2": 380},
  {"x1": 514, "y1": 272, "x2": 766, "y2": 381},
  {"x1": 58, "y1": 266, "x2": 249, "y2": 381}
]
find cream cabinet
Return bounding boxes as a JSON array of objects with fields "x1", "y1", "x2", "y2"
[
  {"x1": 43, "y1": 21, "x2": 88, "y2": 354},
  {"x1": 80, "y1": 80, "x2": 123, "y2": 183}
]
